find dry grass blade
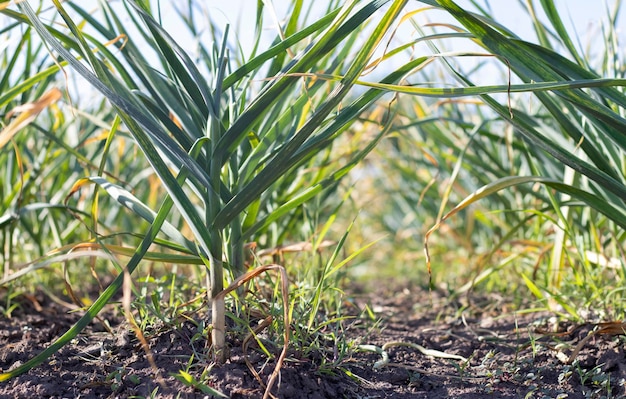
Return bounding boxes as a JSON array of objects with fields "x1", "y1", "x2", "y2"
[
  {"x1": 537, "y1": 321, "x2": 626, "y2": 364},
  {"x1": 255, "y1": 240, "x2": 336, "y2": 259},
  {"x1": 214, "y1": 264, "x2": 289, "y2": 399},
  {"x1": 596, "y1": 321, "x2": 626, "y2": 335},
  {"x1": 0, "y1": 88, "x2": 62, "y2": 148},
  {"x1": 243, "y1": 316, "x2": 274, "y2": 390}
]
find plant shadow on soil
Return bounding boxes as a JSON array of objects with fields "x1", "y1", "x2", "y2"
[{"x1": 1, "y1": 283, "x2": 625, "y2": 399}]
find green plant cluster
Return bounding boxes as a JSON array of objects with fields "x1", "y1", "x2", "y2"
[{"x1": 1, "y1": 0, "x2": 625, "y2": 390}]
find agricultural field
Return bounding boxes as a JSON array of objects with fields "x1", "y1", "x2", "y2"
[{"x1": 1, "y1": 0, "x2": 626, "y2": 398}]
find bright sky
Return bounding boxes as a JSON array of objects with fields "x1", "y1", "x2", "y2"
[
  {"x1": 162, "y1": 0, "x2": 623, "y2": 78},
  {"x1": 149, "y1": 0, "x2": 621, "y2": 90},
  {"x1": 203, "y1": 0, "x2": 623, "y2": 46},
  {"x1": 4, "y1": 0, "x2": 620, "y2": 99},
  {"x1": 4, "y1": 1, "x2": 621, "y2": 62}
]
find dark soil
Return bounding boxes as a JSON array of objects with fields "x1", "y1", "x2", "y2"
[{"x1": 1, "y1": 285, "x2": 625, "y2": 399}]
